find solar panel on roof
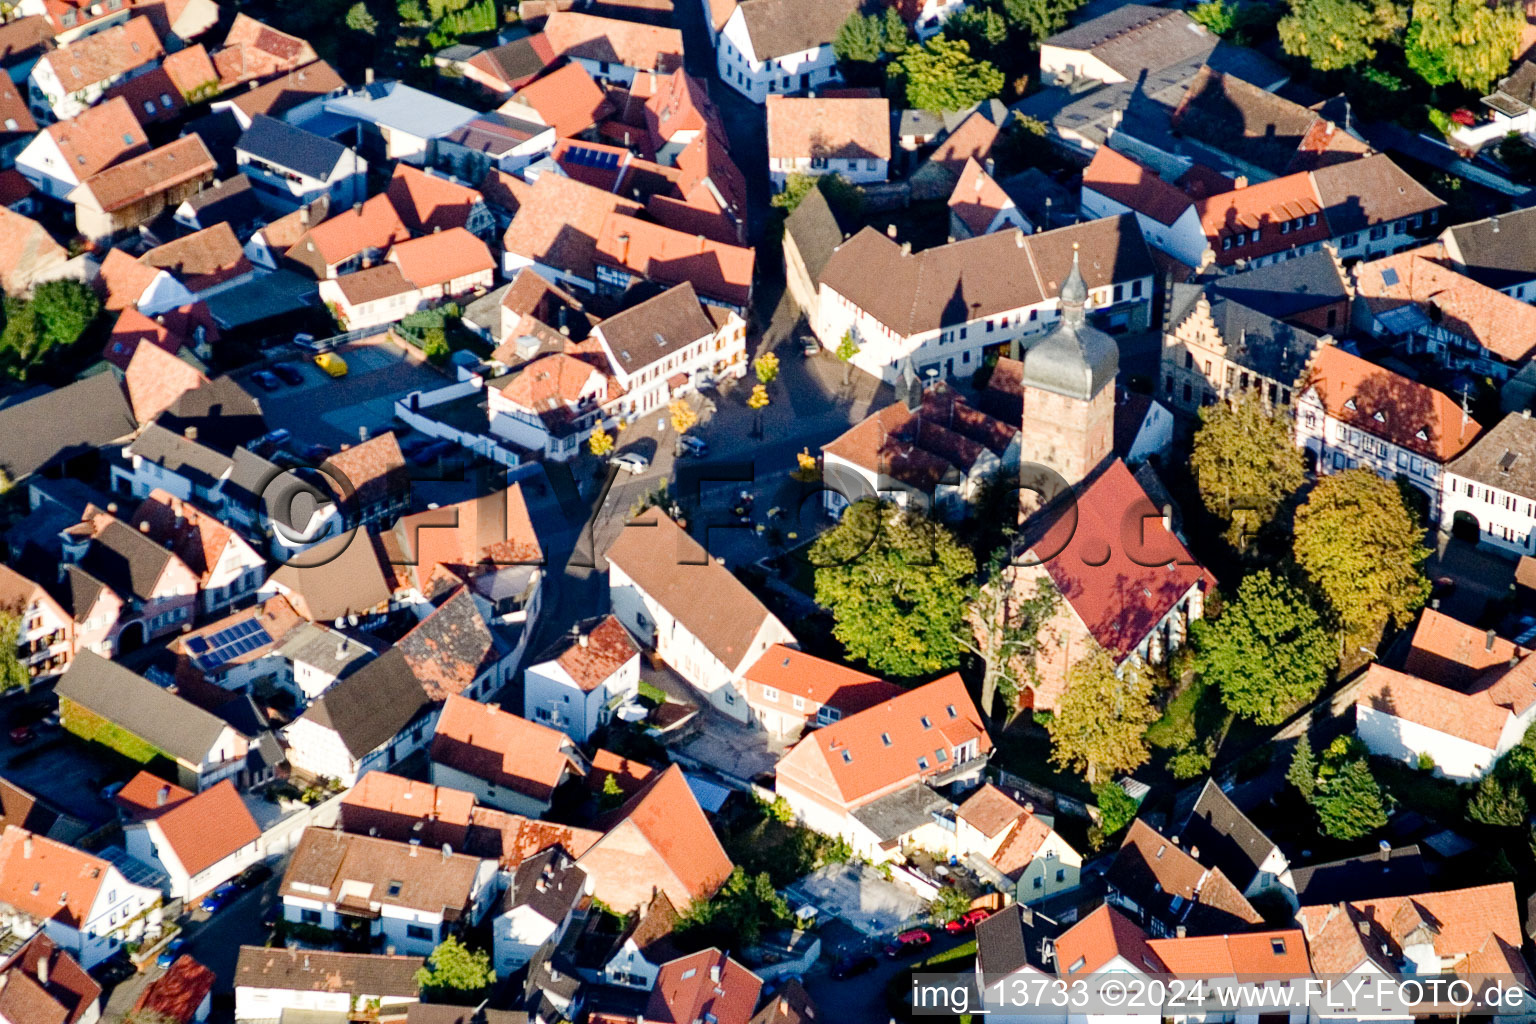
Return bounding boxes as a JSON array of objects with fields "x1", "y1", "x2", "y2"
[
  {"x1": 1381, "y1": 268, "x2": 1400, "y2": 286},
  {"x1": 192, "y1": 617, "x2": 273, "y2": 671}
]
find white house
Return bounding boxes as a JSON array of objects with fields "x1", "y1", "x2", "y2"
[
  {"x1": 600, "y1": 889, "x2": 680, "y2": 989},
  {"x1": 123, "y1": 780, "x2": 263, "y2": 901},
  {"x1": 279, "y1": 828, "x2": 499, "y2": 957},
  {"x1": 14, "y1": 97, "x2": 148, "y2": 201},
  {"x1": 523, "y1": 615, "x2": 641, "y2": 742},
  {"x1": 1443, "y1": 411, "x2": 1536, "y2": 556},
  {"x1": 1079, "y1": 146, "x2": 1206, "y2": 265},
  {"x1": 975, "y1": 906, "x2": 1060, "y2": 1024},
  {"x1": 492, "y1": 848, "x2": 588, "y2": 973},
  {"x1": 430, "y1": 695, "x2": 587, "y2": 818},
  {"x1": 487, "y1": 353, "x2": 617, "y2": 462},
  {"x1": 1296, "y1": 345, "x2": 1481, "y2": 521},
  {"x1": 27, "y1": 17, "x2": 162, "y2": 122},
  {"x1": 950, "y1": 785, "x2": 1082, "y2": 905},
  {"x1": 0, "y1": 826, "x2": 163, "y2": 969},
  {"x1": 605, "y1": 508, "x2": 795, "y2": 722},
  {"x1": 1355, "y1": 662, "x2": 1536, "y2": 781},
  {"x1": 234, "y1": 946, "x2": 423, "y2": 1022},
  {"x1": 713, "y1": 0, "x2": 856, "y2": 103},
  {"x1": 766, "y1": 95, "x2": 890, "y2": 190},
  {"x1": 282, "y1": 650, "x2": 436, "y2": 788},
  {"x1": 235, "y1": 114, "x2": 366, "y2": 212},
  {"x1": 540, "y1": 11, "x2": 683, "y2": 88}
]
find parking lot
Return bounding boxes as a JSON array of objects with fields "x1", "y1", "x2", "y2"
[
  {"x1": 0, "y1": 729, "x2": 135, "y2": 828},
  {"x1": 786, "y1": 862, "x2": 929, "y2": 939},
  {"x1": 243, "y1": 336, "x2": 451, "y2": 447}
]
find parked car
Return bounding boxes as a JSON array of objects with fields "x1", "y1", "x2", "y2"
[
  {"x1": 156, "y1": 938, "x2": 185, "y2": 969},
  {"x1": 237, "y1": 863, "x2": 273, "y2": 889},
  {"x1": 613, "y1": 452, "x2": 649, "y2": 475},
  {"x1": 831, "y1": 953, "x2": 879, "y2": 978},
  {"x1": 39, "y1": 711, "x2": 59, "y2": 729},
  {"x1": 802, "y1": 335, "x2": 821, "y2": 357},
  {"x1": 99, "y1": 780, "x2": 127, "y2": 802},
  {"x1": 678, "y1": 435, "x2": 709, "y2": 458},
  {"x1": 883, "y1": 929, "x2": 932, "y2": 958},
  {"x1": 7, "y1": 726, "x2": 32, "y2": 744},
  {"x1": 313, "y1": 352, "x2": 348, "y2": 378},
  {"x1": 251, "y1": 429, "x2": 292, "y2": 454},
  {"x1": 251, "y1": 370, "x2": 281, "y2": 392},
  {"x1": 270, "y1": 362, "x2": 305, "y2": 386},
  {"x1": 91, "y1": 953, "x2": 135, "y2": 985},
  {"x1": 293, "y1": 332, "x2": 316, "y2": 350},
  {"x1": 300, "y1": 442, "x2": 333, "y2": 462},
  {"x1": 945, "y1": 908, "x2": 991, "y2": 933},
  {"x1": 200, "y1": 881, "x2": 241, "y2": 913}
]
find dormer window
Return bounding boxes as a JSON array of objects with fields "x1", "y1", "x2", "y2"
[
  {"x1": 1344, "y1": 398, "x2": 1356, "y2": 411},
  {"x1": 386, "y1": 880, "x2": 403, "y2": 897},
  {"x1": 1069, "y1": 956, "x2": 1086, "y2": 973},
  {"x1": 1373, "y1": 410, "x2": 1386, "y2": 422},
  {"x1": 920, "y1": 716, "x2": 932, "y2": 729},
  {"x1": 917, "y1": 756, "x2": 929, "y2": 770},
  {"x1": 945, "y1": 704, "x2": 957, "y2": 718},
  {"x1": 1271, "y1": 938, "x2": 1287, "y2": 954},
  {"x1": 1416, "y1": 428, "x2": 1429, "y2": 441},
  {"x1": 880, "y1": 732, "x2": 892, "y2": 746}
]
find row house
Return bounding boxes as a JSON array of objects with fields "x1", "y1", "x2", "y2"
[
  {"x1": 708, "y1": 0, "x2": 856, "y2": 102},
  {"x1": 27, "y1": 16, "x2": 161, "y2": 121},
  {"x1": 61, "y1": 504, "x2": 200, "y2": 647},
  {"x1": 234, "y1": 115, "x2": 367, "y2": 212},
  {"x1": 540, "y1": 11, "x2": 682, "y2": 87},
  {"x1": 385, "y1": 162, "x2": 497, "y2": 240},
  {"x1": 429, "y1": 695, "x2": 588, "y2": 818},
  {"x1": 129, "y1": 490, "x2": 267, "y2": 616},
  {"x1": 318, "y1": 227, "x2": 496, "y2": 331},
  {"x1": 0, "y1": 563, "x2": 74, "y2": 681},
  {"x1": 765, "y1": 94, "x2": 890, "y2": 190},
  {"x1": 1296, "y1": 345, "x2": 1481, "y2": 520},
  {"x1": 14, "y1": 96, "x2": 148, "y2": 201},
  {"x1": 500, "y1": 172, "x2": 642, "y2": 294},
  {"x1": 70, "y1": 133, "x2": 216, "y2": 241},
  {"x1": 741, "y1": 644, "x2": 901, "y2": 738},
  {"x1": 1106, "y1": 819, "x2": 1265, "y2": 937},
  {"x1": 814, "y1": 215, "x2": 1156, "y2": 384},
  {"x1": 1444, "y1": 411, "x2": 1536, "y2": 557}
]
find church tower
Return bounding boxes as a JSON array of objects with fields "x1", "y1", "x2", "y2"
[{"x1": 1018, "y1": 244, "x2": 1119, "y2": 506}]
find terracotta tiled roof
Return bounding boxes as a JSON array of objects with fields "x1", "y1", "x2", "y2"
[
  {"x1": 0, "y1": 17, "x2": 54, "y2": 67},
  {"x1": 595, "y1": 211, "x2": 754, "y2": 308},
  {"x1": 541, "y1": 10, "x2": 683, "y2": 72},
  {"x1": 956, "y1": 783, "x2": 1027, "y2": 839},
  {"x1": 40, "y1": 16, "x2": 162, "y2": 91},
  {"x1": 1355, "y1": 663, "x2": 1517, "y2": 749},
  {"x1": 586, "y1": 748, "x2": 654, "y2": 796},
  {"x1": 397, "y1": 587, "x2": 505, "y2": 700},
  {"x1": 923, "y1": 111, "x2": 1000, "y2": 180},
  {"x1": 537, "y1": 614, "x2": 640, "y2": 691},
  {"x1": 1196, "y1": 171, "x2": 1331, "y2": 266},
  {"x1": 390, "y1": 484, "x2": 542, "y2": 592},
  {"x1": 289, "y1": 193, "x2": 409, "y2": 270},
  {"x1": 1146, "y1": 930, "x2": 1311, "y2": 976},
  {"x1": 743, "y1": 645, "x2": 900, "y2": 712},
  {"x1": 322, "y1": 432, "x2": 408, "y2": 514},
  {"x1": 766, "y1": 94, "x2": 890, "y2": 161},
  {"x1": 214, "y1": 14, "x2": 316, "y2": 86},
  {"x1": 225, "y1": 60, "x2": 344, "y2": 120},
  {"x1": 114, "y1": 770, "x2": 194, "y2": 820},
  {"x1": 3, "y1": 933, "x2": 99, "y2": 1024},
  {"x1": 107, "y1": 302, "x2": 216, "y2": 371},
  {"x1": 1304, "y1": 346, "x2": 1480, "y2": 462},
  {"x1": 121, "y1": 334, "x2": 208, "y2": 419},
  {"x1": 502, "y1": 172, "x2": 641, "y2": 281},
  {"x1": 0, "y1": 207, "x2": 67, "y2": 297},
  {"x1": 73, "y1": 134, "x2": 214, "y2": 213},
  {"x1": 0, "y1": 826, "x2": 116, "y2": 930},
  {"x1": 989, "y1": 812, "x2": 1055, "y2": 879},
  {"x1": 131, "y1": 490, "x2": 237, "y2": 583},
  {"x1": 648, "y1": 949, "x2": 761, "y2": 1024},
  {"x1": 823, "y1": 383, "x2": 1016, "y2": 492},
  {"x1": 133, "y1": 955, "x2": 215, "y2": 1024},
  {"x1": 386, "y1": 164, "x2": 485, "y2": 235},
  {"x1": 387, "y1": 228, "x2": 495, "y2": 289},
  {"x1": 233, "y1": 946, "x2": 424, "y2": 997},
  {"x1": 1353, "y1": 245, "x2": 1536, "y2": 363},
  {"x1": 1106, "y1": 819, "x2": 1264, "y2": 933},
  {"x1": 498, "y1": 352, "x2": 606, "y2": 415},
  {"x1": 0, "y1": 78, "x2": 37, "y2": 142},
  {"x1": 140, "y1": 222, "x2": 253, "y2": 292},
  {"x1": 1027, "y1": 459, "x2": 1214, "y2": 659},
  {"x1": 1082, "y1": 147, "x2": 1194, "y2": 227},
  {"x1": 1054, "y1": 904, "x2": 1165, "y2": 976},
  {"x1": 281, "y1": 826, "x2": 486, "y2": 915},
  {"x1": 431, "y1": 694, "x2": 583, "y2": 802},
  {"x1": 161, "y1": 41, "x2": 218, "y2": 92},
  {"x1": 149, "y1": 779, "x2": 260, "y2": 876},
  {"x1": 341, "y1": 771, "x2": 477, "y2": 835},
  {"x1": 949, "y1": 157, "x2": 1016, "y2": 236},
  {"x1": 591, "y1": 763, "x2": 732, "y2": 902},
  {"x1": 43, "y1": 97, "x2": 150, "y2": 181},
  {"x1": 1405, "y1": 608, "x2": 1528, "y2": 687},
  {"x1": 465, "y1": 33, "x2": 558, "y2": 90},
  {"x1": 502, "y1": 62, "x2": 612, "y2": 137}
]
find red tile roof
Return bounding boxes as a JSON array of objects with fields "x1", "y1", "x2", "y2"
[
  {"x1": 1354, "y1": 663, "x2": 1516, "y2": 749},
  {"x1": 541, "y1": 10, "x2": 683, "y2": 72},
  {"x1": 1304, "y1": 346, "x2": 1481, "y2": 462},
  {"x1": 0, "y1": 826, "x2": 117, "y2": 930},
  {"x1": 385, "y1": 164, "x2": 485, "y2": 235},
  {"x1": 387, "y1": 228, "x2": 495, "y2": 289},
  {"x1": 586, "y1": 749, "x2": 655, "y2": 797},
  {"x1": 39, "y1": 16, "x2": 163, "y2": 91},
  {"x1": 150, "y1": 779, "x2": 260, "y2": 876},
  {"x1": 1146, "y1": 929, "x2": 1311, "y2": 976},
  {"x1": 133, "y1": 955, "x2": 215, "y2": 1024},
  {"x1": 766, "y1": 94, "x2": 890, "y2": 162},
  {"x1": 74, "y1": 134, "x2": 215, "y2": 214},
  {"x1": 214, "y1": 14, "x2": 316, "y2": 86},
  {"x1": 743, "y1": 645, "x2": 901, "y2": 712},
  {"x1": 592, "y1": 763, "x2": 732, "y2": 902},
  {"x1": 3, "y1": 933, "x2": 99, "y2": 1024},
  {"x1": 431, "y1": 695, "x2": 583, "y2": 802},
  {"x1": 119, "y1": 325, "x2": 208, "y2": 413},
  {"x1": 503, "y1": 62, "x2": 612, "y2": 137},
  {"x1": 1082, "y1": 147, "x2": 1195, "y2": 227},
  {"x1": 1027, "y1": 460, "x2": 1215, "y2": 660},
  {"x1": 1405, "y1": 607, "x2": 1528, "y2": 686},
  {"x1": 1054, "y1": 904, "x2": 1164, "y2": 976},
  {"x1": 542, "y1": 614, "x2": 640, "y2": 691},
  {"x1": 42, "y1": 97, "x2": 150, "y2": 181},
  {"x1": 648, "y1": 949, "x2": 762, "y2": 1024},
  {"x1": 289, "y1": 193, "x2": 409, "y2": 271},
  {"x1": 114, "y1": 770, "x2": 193, "y2": 821},
  {"x1": 140, "y1": 221, "x2": 253, "y2": 292},
  {"x1": 595, "y1": 211, "x2": 754, "y2": 308},
  {"x1": 1195, "y1": 171, "x2": 1331, "y2": 266}
]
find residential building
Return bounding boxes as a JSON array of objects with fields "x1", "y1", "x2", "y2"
[
  {"x1": 1437, "y1": 205, "x2": 1536, "y2": 301},
  {"x1": 765, "y1": 94, "x2": 889, "y2": 189},
  {"x1": 0, "y1": 208, "x2": 68, "y2": 297},
  {"x1": 212, "y1": 15, "x2": 315, "y2": 89},
  {"x1": 320, "y1": 80, "x2": 478, "y2": 167},
  {"x1": 279, "y1": 827, "x2": 499, "y2": 956},
  {"x1": 211, "y1": 60, "x2": 347, "y2": 131},
  {"x1": 1173, "y1": 779, "x2": 1293, "y2": 904},
  {"x1": 775, "y1": 672, "x2": 991, "y2": 861},
  {"x1": 951, "y1": 784, "x2": 1081, "y2": 905},
  {"x1": 710, "y1": 0, "x2": 857, "y2": 102},
  {"x1": 233, "y1": 946, "x2": 423, "y2": 1022},
  {"x1": 60, "y1": 505, "x2": 200, "y2": 645},
  {"x1": 1039, "y1": 5, "x2": 1219, "y2": 88},
  {"x1": 128, "y1": 490, "x2": 267, "y2": 615},
  {"x1": 0, "y1": 932, "x2": 101, "y2": 1024},
  {"x1": 1296, "y1": 345, "x2": 1481, "y2": 519},
  {"x1": 70, "y1": 134, "x2": 217, "y2": 241},
  {"x1": 593, "y1": 212, "x2": 755, "y2": 312},
  {"x1": 487, "y1": 352, "x2": 620, "y2": 460},
  {"x1": 949, "y1": 158, "x2": 1031, "y2": 239},
  {"x1": 1444, "y1": 412, "x2": 1536, "y2": 556},
  {"x1": 1079, "y1": 147, "x2": 1206, "y2": 264},
  {"x1": 814, "y1": 215, "x2": 1155, "y2": 383},
  {"x1": 234, "y1": 115, "x2": 366, "y2": 211},
  {"x1": 1105, "y1": 819, "x2": 1265, "y2": 937},
  {"x1": 131, "y1": 955, "x2": 214, "y2": 1024},
  {"x1": 500, "y1": 171, "x2": 641, "y2": 291},
  {"x1": 0, "y1": 17, "x2": 56, "y2": 84},
  {"x1": 1288, "y1": 844, "x2": 1430, "y2": 906},
  {"x1": 974, "y1": 904, "x2": 1061, "y2": 1020},
  {"x1": 540, "y1": 11, "x2": 682, "y2": 86},
  {"x1": 740, "y1": 645, "x2": 901, "y2": 738},
  {"x1": 320, "y1": 228, "x2": 496, "y2": 330},
  {"x1": 1202, "y1": 247, "x2": 1352, "y2": 334},
  {"x1": 646, "y1": 950, "x2": 762, "y2": 1024},
  {"x1": 283, "y1": 648, "x2": 437, "y2": 786},
  {"x1": 285, "y1": 192, "x2": 409, "y2": 279},
  {"x1": 56, "y1": 653, "x2": 252, "y2": 789},
  {"x1": 498, "y1": 62, "x2": 612, "y2": 139},
  {"x1": 0, "y1": 825, "x2": 162, "y2": 969},
  {"x1": 523, "y1": 614, "x2": 642, "y2": 742},
  {"x1": 437, "y1": 112, "x2": 557, "y2": 179},
  {"x1": 0, "y1": 563, "x2": 74, "y2": 681},
  {"x1": 139, "y1": 223, "x2": 260, "y2": 299},
  {"x1": 587, "y1": 281, "x2": 747, "y2": 416},
  {"x1": 96, "y1": 247, "x2": 195, "y2": 316},
  {"x1": 27, "y1": 16, "x2": 162, "y2": 121},
  {"x1": 430, "y1": 694, "x2": 588, "y2": 817},
  {"x1": 14, "y1": 97, "x2": 149, "y2": 200},
  {"x1": 102, "y1": 42, "x2": 218, "y2": 127},
  {"x1": 606, "y1": 507, "x2": 795, "y2": 720},
  {"x1": 492, "y1": 847, "x2": 588, "y2": 972},
  {"x1": 385, "y1": 163, "x2": 496, "y2": 239},
  {"x1": 320, "y1": 432, "x2": 410, "y2": 529},
  {"x1": 600, "y1": 888, "x2": 680, "y2": 989},
  {"x1": 460, "y1": 34, "x2": 558, "y2": 96},
  {"x1": 578, "y1": 764, "x2": 732, "y2": 913},
  {"x1": 0, "y1": 374, "x2": 137, "y2": 487},
  {"x1": 123, "y1": 780, "x2": 261, "y2": 900}
]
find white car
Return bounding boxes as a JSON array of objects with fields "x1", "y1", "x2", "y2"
[{"x1": 613, "y1": 452, "x2": 650, "y2": 474}]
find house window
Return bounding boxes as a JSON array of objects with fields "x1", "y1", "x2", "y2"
[
  {"x1": 881, "y1": 732, "x2": 892, "y2": 746},
  {"x1": 762, "y1": 686, "x2": 779, "y2": 702},
  {"x1": 1056, "y1": 869, "x2": 1066, "y2": 882},
  {"x1": 1132, "y1": 280, "x2": 1142, "y2": 298},
  {"x1": 920, "y1": 716, "x2": 931, "y2": 728},
  {"x1": 1033, "y1": 876, "x2": 1043, "y2": 889},
  {"x1": 916, "y1": 756, "x2": 929, "y2": 770},
  {"x1": 791, "y1": 696, "x2": 805, "y2": 710},
  {"x1": 406, "y1": 924, "x2": 434, "y2": 941},
  {"x1": 386, "y1": 881, "x2": 403, "y2": 898},
  {"x1": 301, "y1": 909, "x2": 321, "y2": 924}
]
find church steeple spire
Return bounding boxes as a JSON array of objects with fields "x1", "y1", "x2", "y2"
[{"x1": 1059, "y1": 242, "x2": 1087, "y2": 328}]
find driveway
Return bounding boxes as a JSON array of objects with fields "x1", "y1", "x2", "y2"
[{"x1": 786, "y1": 863, "x2": 929, "y2": 939}]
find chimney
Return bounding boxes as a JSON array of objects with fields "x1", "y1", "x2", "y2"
[
  {"x1": 300, "y1": 205, "x2": 311, "y2": 226},
  {"x1": 37, "y1": 955, "x2": 48, "y2": 987},
  {"x1": 696, "y1": 234, "x2": 706, "y2": 253},
  {"x1": 1492, "y1": 215, "x2": 1500, "y2": 233},
  {"x1": 183, "y1": 425, "x2": 197, "y2": 442},
  {"x1": 365, "y1": 67, "x2": 374, "y2": 84},
  {"x1": 617, "y1": 233, "x2": 630, "y2": 262},
  {"x1": 1175, "y1": 925, "x2": 1186, "y2": 939},
  {"x1": 1378, "y1": 839, "x2": 1392, "y2": 860},
  {"x1": 710, "y1": 965, "x2": 721, "y2": 983},
  {"x1": 107, "y1": 502, "x2": 117, "y2": 514},
  {"x1": 1233, "y1": 175, "x2": 1249, "y2": 189},
  {"x1": 578, "y1": 634, "x2": 589, "y2": 648},
  {"x1": 140, "y1": 521, "x2": 151, "y2": 533},
  {"x1": 779, "y1": 999, "x2": 789, "y2": 1016},
  {"x1": 1189, "y1": 845, "x2": 1199, "y2": 859},
  {"x1": 353, "y1": 202, "x2": 363, "y2": 216},
  {"x1": 984, "y1": 157, "x2": 995, "y2": 175},
  {"x1": 157, "y1": 785, "x2": 170, "y2": 807},
  {"x1": 1358, "y1": 921, "x2": 1371, "y2": 936},
  {"x1": 1015, "y1": 228, "x2": 1025, "y2": 248},
  {"x1": 886, "y1": 224, "x2": 898, "y2": 239},
  {"x1": 23, "y1": 836, "x2": 32, "y2": 859},
  {"x1": 900, "y1": 241, "x2": 912, "y2": 255},
  {"x1": 1161, "y1": 503, "x2": 1172, "y2": 532},
  {"x1": 1487, "y1": 628, "x2": 1497, "y2": 651}
]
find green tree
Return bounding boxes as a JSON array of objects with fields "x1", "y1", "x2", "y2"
[
  {"x1": 1045, "y1": 646, "x2": 1158, "y2": 784},
  {"x1": 345, "y1": 1, "x2": 378, "y2": 31},
  {"x1": 836, "y1": 331, "x2": 859, "y2": 386},
  {"x1": 1468, "y1": 771, "x2": 1527, "y2": 826},
  {"x1": 891, "y1": 36, "x2": 1004, "y2": 111},
  {"x1": 1314, "y1": 758, "x2": 1388, "y2": 839},
  {"x1": 1194, "y1": 570, "x2": 1335, "y2": 725},
  {"x1": 681, "y1": 867, "x2": 792, "y2": 946},
  {"x1": 1287, "y1": 735, "x2": 1317, "y2": 801},
  {"x1": 1001, "y1": 0, "x2": 1085, "y2": 42},
  {"x1": 1093, "y1": 780, "x2": 1140, "y2": 837},
  {"x1": 949, "y1": 3, "x2": 1010, "y2": 55},
  {"x1": 421, "y1": 326, "x2": 449, "y2": 364},
  {"x1": 0, "y1": 609, "x2": 29, "y2": 694},
  {"x1": 1293, "y1": 469, "x2": 1431, "y2": 643},
  {"x1": 811, "y1": 500, "x2": 976, "y2": 678},
  {"x1": 30, "y1": 279, "x2": 100, "y2": 357},
  {"x1": 1277, "y1": 0, "x2": 1406, "y2": 69},
  {"x1": 881, "y1": 6, "x2": 910, "y2": 53},
  {"x1": 1190, "y1": 0, "x2": 1237, "y2": 34},
  {"x1": 1405, "y1": 0, "x2": 1521, "y2": 92},
  {"x1": 600, "y1": 772, "x2": 625, "y2": 809},
  {"x1": 398, "y1": 0, "x2": 426, "y2": 21},
  {"x1": 834, "y1": 9, "x2": 889, "y2": 64},
  {"x1": 1190, "y1": 393, "x2": 1306, "y2": 550},
  {"x1": 414, "y1": 937, "x2": 496, "y2": 1003},
  {"x1": 929, "y1": 886, "x2": 971, "y2": 924},
  {"x1": 589, "y1": 425, "x2": 614, "y2": 457},
  {"x1": 964, "y1": 553, "x2": 1060, "y2": 716},
  {"x1": 0, "y1": 299, "x2": 42, "y2": 379},
  {"x1": 753, "y1": 351, "x2": 780, "y2": 386}
]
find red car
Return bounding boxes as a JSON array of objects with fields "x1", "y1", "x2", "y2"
[
  {"x1": 883, "y1": 928, "x2": 933, "y2": 957},
  {"x1": 8, "y1": 726, "x2": 34, "y2": 744},
  {"x1": 945, "y1": 908, "x2": 992, "y2": 933}
]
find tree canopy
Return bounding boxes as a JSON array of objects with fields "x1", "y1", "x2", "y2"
[
  {"x1": 680, "y1": 866, "x2": 793, "y2": 948},
  {"x1": 1277, "y1": 0, "x2": 1406, "y2": 70},
  {"x1": 0, "y1": 609, "x2": 28, "y2": 695},
  {"x1": 770, "y1": 172, "x2": 863, "y2": 216},
  {"x1": 965, "y1": 554, "x2": 1060, "y2": 716},
  {"x1": 1405, "y1": 0, "x2": 1521, "y2": 91},
  {"x1": 1292, "y1": 469, "x2": 1431, "y2": 643},
  {"x1": 1045, "y1": 646, "x2": 1158, "y2": 783},
  {"x1": 833, "y1": 7, "x2": 909, "y2": 65},
  {"x1": 1000, "y1": 0, "x2": 1086, "y2": 42},
  {"x1": 1190, "y1": 393, "x2": 1306, "y2": 550},
  {"x1": 890, "y1": 35, "x2": 1004, "y2": 111},
  {"x1": 1194, "y1": 569, "x2": 1336, "y2": 725},
  {"x1": 0, "y1": 279, "x2": 102, "y2": 382},
  {"x1": 414, "y1": 937, "x2": 496, "y2": 1003},
  {"x1": 1287, "y1": 735, "x2": 1317, "y2": 801},
  {"x1": 812, "y1": 500, "x2": 976, "y2": 677},
  {"x1": 1314, "y1": 756, "x2": 1388, "y2": 839}
]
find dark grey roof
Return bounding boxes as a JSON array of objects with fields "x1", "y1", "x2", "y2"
[
  {"x1": 898, "y1": 109, "x2": 944, "y2": 139},
  {"x1": 1044, "y1": 5, "x2": 1214, "y2": 78},
  {"x1": 222, "y1": 447, "x2": 282, "y2": 512},
  {"x1": 443, "y1": 113, "x2": 549, "y2": 156},
  {"x1": 1310, "y1": 155, "x2": 1443, "y2": 236},
  {"x1": 737, "y1": 0, "x2": 859, "y2": 59},
  {"x1": 1448, "y1": 412, "x2": 1536, "y2": 499},
  {"x1": 1206, "y1": 250, "x2": 1348, "y2": 320},
  {"x1": 237, "y1": 114, "x2": 349, "y2": 181},
  {"x1": 58, "y1": 566, "x2": 107, "y2": 624},
  {"x1": 1442, "y1": 206, "x2": 1536, "y2": 290},
  {"x1": 784, "y1": 186, "x2": 856, "y2": 287},
  {"x1": 976, "y1": 903, "x2": 1060, "y2": 979},
  {"x1": 849, "y1": 783, "x2": 950, "y2": 843},
  {"x1": 57, "y1": 651, "x2": 233, "y2": 764},
  {"x1": 1175, "y1": 779, "x2": 1277, "y2": 893},
  {"x1": 597, "y1": 282, "x2": 716, "y2": 375},
  {"x1": 1169, "y1": 283, "x2": 1321, "y2": 384},
  {"x1": 0, "y1": 373, "x2": 136, "y2": 482},
  {"x1": 158, "y1": 376, "x2": 266, "y2": 453},
  {"x1": 79, "y1": 519, "x2": 175, "y2": 604},
  {"x1": 508, "y1": 848, "x2": 586, "y2": 924},
  {"x1": 127, "y1": 423, "x2": 234, "y2": 490},
  {"x1": 181, "y1": 174, "x2": 263, "y2": 229},
  {"x1": 1290, "y1": 844, "x2": 1428, "y2": 905},
  {"x1": 298, "y1": 648, "x2": 430, "y2": 759}
]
